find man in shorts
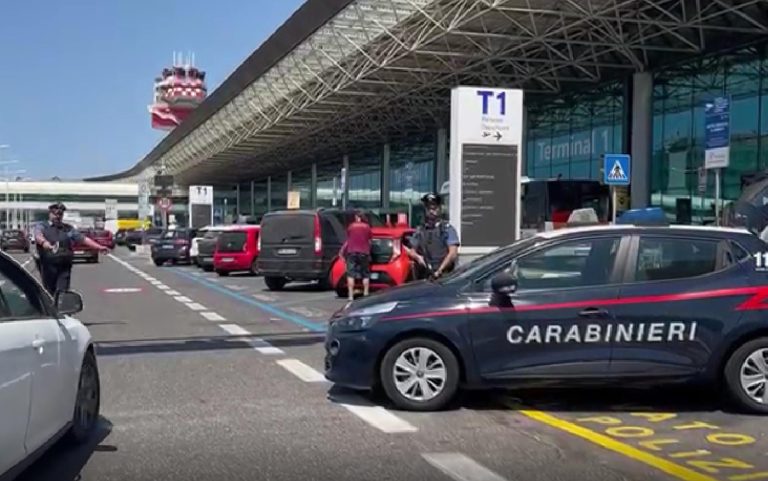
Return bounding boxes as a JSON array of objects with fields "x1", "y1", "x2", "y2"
[{"x1": 340, "y1": 210, "x2": 373, "y2": 301}]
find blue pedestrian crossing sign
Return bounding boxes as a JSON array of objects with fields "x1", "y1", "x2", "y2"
[{"x1": 603, "y1": 153, "x2": 631, "y2": 186}]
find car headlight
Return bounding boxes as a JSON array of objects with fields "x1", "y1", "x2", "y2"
[{"x1": 333, "y1": 301, "x2": 398, "y2": 331}]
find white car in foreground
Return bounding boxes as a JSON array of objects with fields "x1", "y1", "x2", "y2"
[{"x1": 0, "y1": 253, "x2": 100, "y2": 479}]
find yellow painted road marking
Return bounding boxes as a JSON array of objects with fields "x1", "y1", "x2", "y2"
[{"x1": 516, "y1": 408, "x2": 720, "y2": 481}]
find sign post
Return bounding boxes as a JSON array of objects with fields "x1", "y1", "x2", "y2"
[
  {"x1": 449, "y1": 86, "x2": 524, "y2": 259},
  {"x1": 340, "y1": 167, "x2": 347, "y2": 210},
  {"x1": 704, "y1": 96, "x2": 730, "y2": 226},
  {"x1": 157, "y1": 197, "x2": 172, "y2": 228},
  {"x1": 603, "y1": 153, "x2": 631, "y2": 222}
]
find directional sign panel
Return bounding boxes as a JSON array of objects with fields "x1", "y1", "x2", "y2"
[
  {"x1": 449, "y1": 86, "x2": 524, "y2": 247},
  {"x1": 603, "y1": 154, "x2": 631, "y2": 186},
  {"x1": 704, "y1": 96, "x2": 731, "y2": 169}
]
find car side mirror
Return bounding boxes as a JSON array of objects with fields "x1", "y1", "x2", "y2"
[
  {"x1": 56, "y1": 290, "x2": 83, "y2": 316},
  {"x1": 491, "y1": 260, "x2": 519, "y2": 295}
]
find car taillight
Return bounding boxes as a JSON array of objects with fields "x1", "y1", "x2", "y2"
[
  {"x1": 314, "y1": 216, "x2": 322, "y2": 256},
  {"x1": 242, "y1": 242, "x2": 248, "y2": 252},
  {"x1": 257, "y1": 235, "x2": 261, "y2": 252}
]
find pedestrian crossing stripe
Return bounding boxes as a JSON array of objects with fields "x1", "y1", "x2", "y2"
[{"x1": 607, "y1": 160, "x2": 628, "y2": 181}]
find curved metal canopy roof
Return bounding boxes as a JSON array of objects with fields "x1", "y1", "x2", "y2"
[{"x1": 88, "y1": 0, "x2": 768, "y2": 185}]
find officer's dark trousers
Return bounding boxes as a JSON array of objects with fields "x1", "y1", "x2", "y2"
[{"x1": 40, "y1": 262, "x2": 72, "y2": 298}]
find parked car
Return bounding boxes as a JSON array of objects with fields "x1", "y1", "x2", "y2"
[
  {"x1": 213, "y1": 225, "x2": 260, "y2": 276},
  {"x1": 196, "y1": 225, "x2": 232, "y2": 271},
  {"x1": 73, "y1": 231, "x2": 100, "y2": 263},
  {"x1": 88, "y1": 229, "x2": 114, "y2": 250},
  {"x1": 1, "y1": 229, "x2": 29, "y2": 252},
  {"x1": 114, "y1": 229, "x2": 130, "y2": 246},
  {"x1": 151, "y1": 228, "x2": 198, "y2": 266},
  {"x1": 0, "y1": 253, "x2": 100, "y2": 478},
  {"x1": 142, "y1": 228, "x2": 164, "y2": 248},
  {"x1": 329, "y1": 226, "x2": 415, "y2": 297},
  {"x1": 256, "y1": 208, "x2": 383, "y2": 291}
]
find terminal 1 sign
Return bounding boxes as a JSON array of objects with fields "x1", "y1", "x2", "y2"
[{"x1": 449, "y1": 86, "x2": 524, "y2": 254}]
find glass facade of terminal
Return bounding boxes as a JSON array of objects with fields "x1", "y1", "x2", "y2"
[{"x1": 209, "y1": 43, "x2": 768, "y2": 226}]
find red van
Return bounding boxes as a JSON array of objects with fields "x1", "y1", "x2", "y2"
[{"x1": 213, "y1": 225, "x2": 260, "y2": 276}]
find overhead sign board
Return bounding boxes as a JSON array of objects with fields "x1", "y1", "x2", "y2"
[
  {"x1": 189, "y1": 185, "x2": 213, "y2": 228},
  {"x1": 104, "y1": 198, "x2": 118, "y2": 220},
  {"x1": 603, "y1": 154, "x2": 631, "y2": 186},
  {"x1": 704, "y1": 96, "x2": 731, "y2": 169},
  {"x1": 449, "y1": 86, "x2": 524, "y2": 251},
  {"x1": 189, "y1": 185, "x2": 213, "y2": 205}
]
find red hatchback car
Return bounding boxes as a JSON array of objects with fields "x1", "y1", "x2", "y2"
[
  {"x1": 89, "y1": 229, "x2": 115, "y2": 249},
  {"x1": 213, "y1": 225, "x2": 260, "y2": 276},
  {"x1": 329, "y1": 226, "x2": 415, "y2": 298}
]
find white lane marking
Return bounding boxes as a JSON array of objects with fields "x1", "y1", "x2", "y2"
[
  {"x1": 150, "y1": 280, "x2": 162, "y2": 285},
  {"x1": 186, "y1": 302, "x2": 207, "y2": 311},
  {"x1": 421, "y1": 453, "x2": 510, "y2": 481},
  {"x1": 252, "y1": 293, "x2": 276, "y2": 302},
  {"x1": 276, "y1": 359, "x2": 327, "y2": 383},
  {"x1": 335, "y1": 399, "x2": 418, "y2": 434},
  {"x1": 218, "y1": 323, "x2": 284, "y2": 355},
  {"x1": 156, "y1": 285, "x2": 169, "y2": 290},
  {"x1": 173, "y1": 296, "x2": 193, "y2": 303},
  {"x1": 165, "y1": 290, "x2": 181, "y2": 296},
  {"x1": 21, "y1": 258, "x2": 32, "y2": 268},
  {"x1": 104, "y1": 288, "x2": 143, "y2": 293},
  {"x1": 201, "y1": 312, "x2": 226, "y2": 321}
]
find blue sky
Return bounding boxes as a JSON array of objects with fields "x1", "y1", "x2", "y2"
[{"x1": 0, "y1": 0, "x2": 304, "y2": 180}]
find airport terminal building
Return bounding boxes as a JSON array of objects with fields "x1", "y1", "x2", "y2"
[{"x1": 89, "y1": 0, "x2": 768, "y2": 226}]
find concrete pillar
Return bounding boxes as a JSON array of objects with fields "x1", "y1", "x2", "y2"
[
  {"x1": 521, "y1": 104, "x2": 528, "y2": 176},
  {"x1": 435, "y1": 127, "x2": 448, "y2": 190},
  {"x1": 630, "y1": 72, "x2": 653, "y2": 208},
  {"x1": 311, "y1": 163, "x2": 318, "y2": 208},
  {"x1": 250, "y1": 181, "x2": 255, "y2": 215},
  {"x1": 382, "y1": 143, "x2": 391, "y2": 209},
  {"x1": 286, "y1": 170, "x2": 292, "y2": 192},
  {"x1": 342, "y1": 155, "x2": 350, "y2": 209},
  {"x1": 235, "y1": 184, "x2": 240, "y2": 216},
  {"x1": 266, "y1": 176, "x2": 272, "y2": 212}
]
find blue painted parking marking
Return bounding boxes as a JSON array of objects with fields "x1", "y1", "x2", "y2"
[{"x1": 169, "y1": 269, "x2": 326, "y2": 332}]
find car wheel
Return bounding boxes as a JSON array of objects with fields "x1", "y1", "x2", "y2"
[
  {"x1": 65, "y1": 350, "x2": 100, "y2": 444},
  {"x1": 379, "y1": 337, "x2": 459, "y2": 412},
  {"x1": 724, "y1": 338, "x2": 768, "y2": 414},
  {"x1": 216, "y1": 270, "x2": 229, "y2": 277},
  {"x1": 153, "y1": 259, "x2": 164, "y2": 267},
  {"x1": 265, "y1": 276, "x2": 286, "y2": 291}
]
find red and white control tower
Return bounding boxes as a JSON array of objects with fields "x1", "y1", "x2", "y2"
[{"x1": 149, "y1": 52, "x2": 208, "y2": 130}]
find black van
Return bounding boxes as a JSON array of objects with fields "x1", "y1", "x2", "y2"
[{"x1": 257, "y1": 208, "x2": 383, "y2": 290}]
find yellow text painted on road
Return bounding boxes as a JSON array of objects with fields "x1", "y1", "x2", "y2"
[
  {"x1": 517, "y1": 408, "x2": 719, "y2": 481},
  {"x1": 513, "y1": 404, "x2": 768, "y2": 481}
]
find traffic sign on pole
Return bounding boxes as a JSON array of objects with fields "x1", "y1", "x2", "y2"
[
  {"x1": 157, "y1": 197, "x2": 172, "y2": 211},
  {"x1": 603, "y1": 154, "x2": 631, "y2": 186}
]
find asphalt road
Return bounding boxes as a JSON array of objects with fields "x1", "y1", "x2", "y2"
[{"x1": 9, "y1": 247, "x2": 768, "y2": 481}]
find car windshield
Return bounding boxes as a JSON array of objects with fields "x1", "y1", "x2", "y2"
[{"x1": 437, "y1": 236, "x2": 542, "y2": 285}]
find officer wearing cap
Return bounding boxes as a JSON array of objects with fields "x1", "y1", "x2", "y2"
[
  {"x1": 33, "y1": 202, "x2": 108, "y2": 298},
  {"x1": 404, "y1": 193, "x2": 460, "y2": 279}
]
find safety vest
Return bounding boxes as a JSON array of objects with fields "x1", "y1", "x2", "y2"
[
  {"x1": 418, "y1": 222, "x2": 453, "y2": 271},
  {"x1": 37, "y1": 223, "x2": 75, "y2": 266}
]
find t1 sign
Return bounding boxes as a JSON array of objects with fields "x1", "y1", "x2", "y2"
[{"x1": 477, "y1": 90, "x2": 507, "y2": 116}]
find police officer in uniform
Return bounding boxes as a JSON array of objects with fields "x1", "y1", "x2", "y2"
[
  {"x1": 33, "y1": 202, "x2": 108, "y2": 298},
  {"x1": 405, "y1": 193, "x2": 460, "y2": 279}
]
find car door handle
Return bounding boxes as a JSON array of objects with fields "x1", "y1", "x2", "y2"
[
  {"x1": 579, "y1": 307, "x2": 609, "y2": 317},
  {"x1": 31, "y1": 339, "x2": 44, "y2": 350}
]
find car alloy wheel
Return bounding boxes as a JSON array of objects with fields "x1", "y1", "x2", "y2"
[
  {"x1": 380, "y1": 337, "x2": 459, "y2": 411},
  {"x1": 68, "y1": 351, "x2": 100, "y2": 444},
  {"x1": 739, "y1": 347, "x2": 768, "y2": 404},
  {"x1": 393, "y1": 347, "x2": 447, "y2": 402}
]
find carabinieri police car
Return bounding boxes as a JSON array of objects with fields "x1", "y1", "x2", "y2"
[{"x1": 324, "y1": 224, "x2": 768, "y2": 412}]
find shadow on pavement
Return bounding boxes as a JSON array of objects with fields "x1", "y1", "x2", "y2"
[
  {"x1": 329, "y1": 383, "x2": 743, "y2": 415},
  {"x1": 95, "y1": 331, "x2": 325, "y2": 357},
  {"x1": 15, "y1": 417, "x2": 114, "y2": 481}
]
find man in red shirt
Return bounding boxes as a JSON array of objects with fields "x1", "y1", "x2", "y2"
[{"x1": 340, "y1": 210, "x2": 373, "y2": 301}]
